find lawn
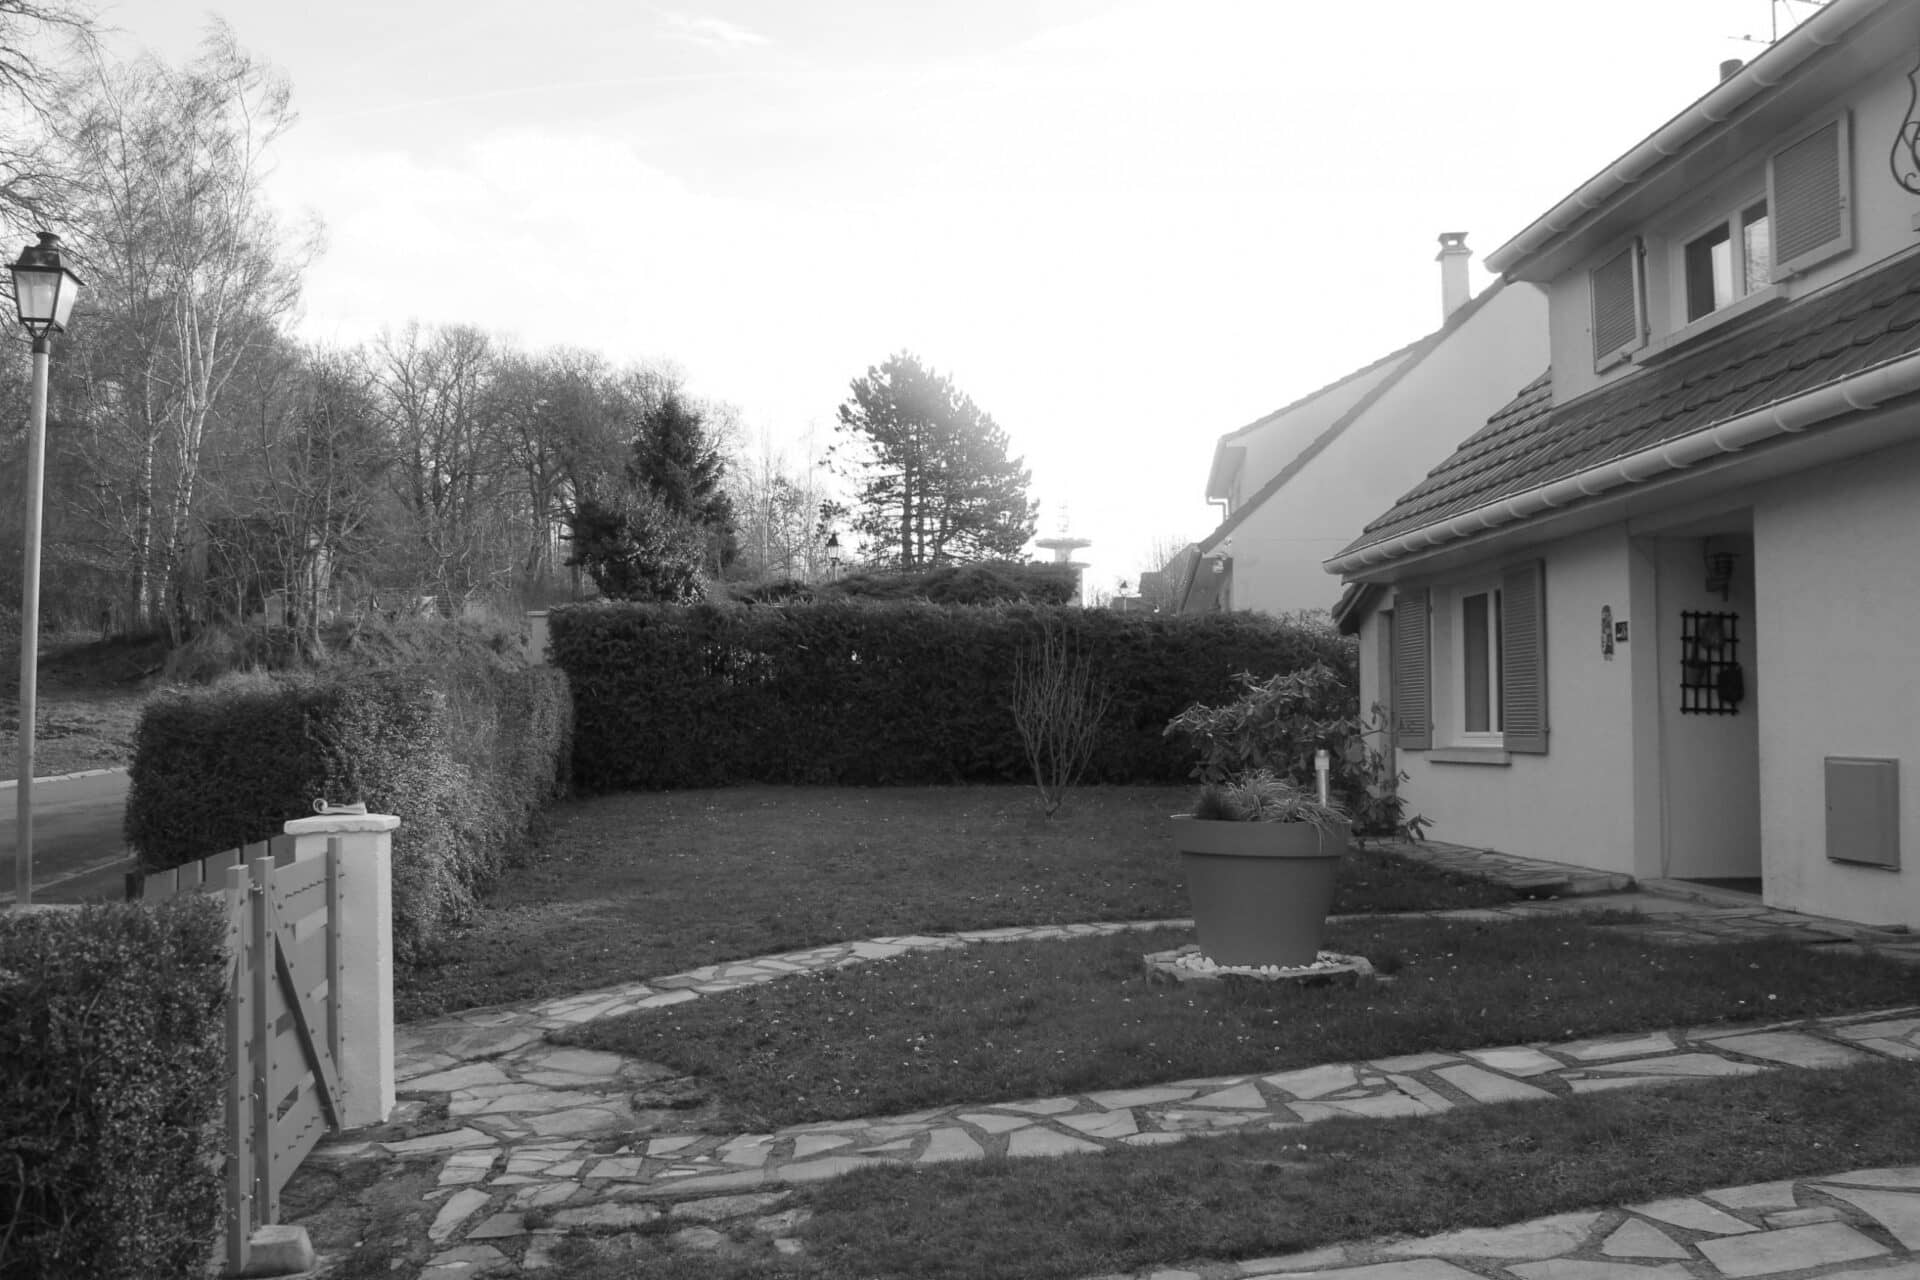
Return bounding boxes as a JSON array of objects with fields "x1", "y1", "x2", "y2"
[
  {"x1": 546, "y1": 1060, "x2": 1920, "y2": 1280},
  {"x1": 396, "y1": 785, "x2": 1514, "y2": 1020},
  {"x1": 560, "y1": 914, "x2": 1920, "y2": 1127}
]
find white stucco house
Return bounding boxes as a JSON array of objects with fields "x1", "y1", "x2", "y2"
[
  {"x1": 1329, "y1": 0, "x2": 1920, "y2": 928},
  {"x1": 1180, "y1": 236, "x2": 1546, "y2": 616}
]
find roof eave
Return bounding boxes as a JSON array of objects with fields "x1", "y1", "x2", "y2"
[
  {"x1": 1485, "y1": 0, "x2": 1885, "y2": 279},
  {"x1": 1323, "y1": 348, "x2": 1920, "y2": 577}
]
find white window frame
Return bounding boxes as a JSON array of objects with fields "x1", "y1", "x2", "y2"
[
  {"x1": 1449, "y1": 582, "x2": 1504, "y2": 747},
  {"x1": 1676, "y1": 194, "x2": 1771, "y2": 323}
]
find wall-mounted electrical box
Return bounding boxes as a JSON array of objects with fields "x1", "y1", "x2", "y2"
[{"x1": 1825, "y1": 757, "x2": 1900, "y2": 869}]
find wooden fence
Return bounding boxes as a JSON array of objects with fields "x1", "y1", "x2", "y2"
[{"x1": 128, "y1": 838, "x2": 346, "y2": 1275}]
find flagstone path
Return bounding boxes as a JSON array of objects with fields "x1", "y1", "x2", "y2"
[
  {"x1": 1097, "y1": 1165, "x2": 1920, "y2": 1280},
  {"x1": 295, "y1": 889, "x2": 1920, "y2": 1278}
]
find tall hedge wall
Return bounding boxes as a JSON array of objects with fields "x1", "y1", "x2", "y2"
[
  {"x1": 549, "y1": 601, "x2": 1356, "y2": 791},
  {"x1": 0, "y1": 899, "x2": 227, "y2": 1280},
  {"x1": 125, "y1": 659, "x2": 572, "y2": 957}
]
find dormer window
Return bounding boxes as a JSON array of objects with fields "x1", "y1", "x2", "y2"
[{"x1": 1684, "y1": 202, "x2": 1771, "y2": 322}]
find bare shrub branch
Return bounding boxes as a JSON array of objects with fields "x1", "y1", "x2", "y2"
[{"x1": 1010, "y1": 621, "x2": 1112, "y2": 818}]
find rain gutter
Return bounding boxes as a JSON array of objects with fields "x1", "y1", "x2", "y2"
[
  {"x1": 1485, "y1": 0, "x2": 1882, "y2": 277},
  {"x1": 1324, "y1": 349, "x2": 1920, "y2": 576}
]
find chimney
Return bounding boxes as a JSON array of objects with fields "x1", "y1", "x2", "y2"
[
  {"x1": 1437, "y1": 231, "x2": 1471, "y2": 322},
  {"x1": 1719, "y1": 58, "x2": 1743, "y2": 82}
]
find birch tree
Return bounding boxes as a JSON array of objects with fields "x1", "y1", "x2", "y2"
[{"x1": 55, "y1": 22, "x2": 313, "y2": 632}]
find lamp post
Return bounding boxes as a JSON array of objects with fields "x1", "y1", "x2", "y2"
[
  {"x1": 825, "y1": 532, "x2": 842, "y2": 581},
  {"x1": 11, "y1": 231, "x2": 83, "y2": 908}
]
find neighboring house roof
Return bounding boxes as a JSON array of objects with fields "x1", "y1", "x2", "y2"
[
  {"x1": 1334, "y1": 248, "x2": 1920, "y2": 567},
  {"x1": 1181, "y1": 558, "x2": 1230, "y2": 613},
  {"x1": 1205, "y1": 337, "x2": 1428, "y2": 496},
  {"x1": 1196, "y1": 282, "x2": 1510, "y2": 561}
]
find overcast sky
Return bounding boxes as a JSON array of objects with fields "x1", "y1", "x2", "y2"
[{"x1": 101, "y1": 0, "x2": 1822, "y2": 597}]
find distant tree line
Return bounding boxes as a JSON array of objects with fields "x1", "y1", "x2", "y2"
[{"x1": 0, "y1": 14, "x2": 1044, "y2": 637}]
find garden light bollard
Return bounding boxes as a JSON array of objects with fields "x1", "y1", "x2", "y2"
[
  {"x1": 283, "y1": 810, "x2": 399, "y2": 1128},
  {"x1": 1316, "y1": 749, "x2": 1331, "y2": 807}
]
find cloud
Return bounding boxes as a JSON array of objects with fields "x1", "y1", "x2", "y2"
[{"x1": 656, "y1": 11, "x2": 771, "y2": 51}]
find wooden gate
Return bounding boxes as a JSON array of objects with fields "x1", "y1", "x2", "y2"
[{"x1": 130, "y1": 837, "x2": 347, "y2": 1273}]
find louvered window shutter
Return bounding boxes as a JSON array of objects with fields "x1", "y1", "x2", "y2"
[
  {"x1": 1589, "y1": 240, "x2": 1645, "y2": 366},
  {"x1": 1500, "y1": 561, "x2": 1548, "y2": 754},
  {"x1": 1769, "y1": 114, "x2": 1852, "y2": 277},
  {"x1": 1390, "y1": 589, "x2": 1431, "y2": 751}
]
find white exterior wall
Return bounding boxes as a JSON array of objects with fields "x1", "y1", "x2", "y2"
[
  {"x1": 1550, "y1": 62, "x2": 1918, "y2": 406},
  {"x1": 1235, "y1": 284, "x2": 1547, "y2": 615},
  {"x1": 1226, "y1": 358, "x2": 1410, "y2": 510},
  {"x1": 1385, "y1": 526, "x2": 1640, "y2": 874},
  {"x1": 1753, "y1": 436, "x2": 1920, "y2": 927}
]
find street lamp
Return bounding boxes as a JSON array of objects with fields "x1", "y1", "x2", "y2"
[
  {"x1": 11, "y1": 231, "x2": 84, "y2": 908},
  {"x1": 825, "y1": 532, "x2": 842, "y2": 580}
]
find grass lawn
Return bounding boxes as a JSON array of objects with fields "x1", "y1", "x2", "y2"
[
  {"x1": 397, "y1": 786, "x2": 1513, "y2": 1021},
  {"x1": 561, "y1": 914, "x2": 1920, "y2": 1127},
  {"x1": 546, "y1": 1060, "x2": 1920, "y2": 1280}
]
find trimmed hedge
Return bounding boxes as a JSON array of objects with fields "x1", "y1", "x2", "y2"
[
  {"x1": 549, "y1": 600, "x2": 1356, "y2": 791},
  {"x1": 0, "y1": 899, "x2": 227, "y2": 1280},
  {"x1": 730, "y1": 561, "x2": 1079, "y2": 606},
  {"x1": 126, "y1": 659, "x2": 572, "y2": 957}
]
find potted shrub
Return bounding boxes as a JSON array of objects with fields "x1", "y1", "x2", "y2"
[
  {"x1": 1169, "y1": 769, "x2": 1350, "y2": 968},
  {"x1": 1164, "y1": 663, "x2": 1375, "y2": 968}
]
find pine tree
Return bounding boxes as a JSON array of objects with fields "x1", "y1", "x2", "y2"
[
  {"x1": 831, "y1": 352, "x2": 1037, "y2": 569},
  {"x1": 625, "y1": 390, "x2": 736, "y2": 568}
]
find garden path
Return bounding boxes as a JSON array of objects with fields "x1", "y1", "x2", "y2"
[{"x1": 300, "y1": 889, "x2": 1920, "y2": 1278}]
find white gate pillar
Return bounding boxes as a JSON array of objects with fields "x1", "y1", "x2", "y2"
[
  {"x1": 526, "y1": 609, "x2": 549, "y2": 665},
  {"x1": 283, "y1": 812, "x2": 398, "y2": 1127}
]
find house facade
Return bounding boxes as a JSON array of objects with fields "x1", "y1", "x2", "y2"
[
  {"x1": 1183, "y1": 237, "x2": 1546, "y2": 616},
  {"x1": 1329, "y1": 0, "x2": 1920, "y2": 928}
]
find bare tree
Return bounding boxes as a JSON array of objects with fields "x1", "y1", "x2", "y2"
[
  {"x1": 1010, "y1": 621, "x2": 1113, "y2": 818},
  {"x1": 372, "y1": 322, "x2": 511, "y2": 599},
  {"x1": 53, "y1": 21, "x2": 315, "y2": 633},
  {"x1": 728, "y1": 424, "x2": 840, "y2": 583},
  {"x1": 1137, "y1": 534, "x2": 1197, "y2": 613},
  {"x1": 0, "y1": 0, "x2": 100, "y2": 236},
  {"x1": 208, "y1": 341, "x2": 387, "y2": 644}
]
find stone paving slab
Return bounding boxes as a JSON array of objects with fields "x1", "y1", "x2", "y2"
[
  {"x1": 304, "y1": 887, "x2": 1920, "y2": 1278},
  {"x1": 319, "y1": 997, "x2": 1920, "y2": 1280},
  {"x1": 1083, "y1": 1169, "x2": 1920, "y2": 1280}
]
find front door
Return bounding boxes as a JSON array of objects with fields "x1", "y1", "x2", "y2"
[{"x1": 1652, "y1": 531, "x2": 1762, "y2": 886}]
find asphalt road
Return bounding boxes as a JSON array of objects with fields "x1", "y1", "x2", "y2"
[{"x1": 0, "y1": 768, "x2": 135, "y2": 905}]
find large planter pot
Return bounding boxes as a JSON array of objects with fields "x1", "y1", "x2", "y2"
[{"x1": 1170, "y1": 815, "x2": 1349, "y2": 968}]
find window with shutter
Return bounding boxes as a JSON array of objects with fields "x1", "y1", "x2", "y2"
[
  {"x1": 1768, "y1": 114, "x2": 1851, "y2": 277},
  {"x1": 1590, "y1": 239, "x2": 1645, "y2": 368},
  {"x1": 1500, "y1": 561, "x2": 1548, "y2": 754},
  {"x1": 1390, "y1": 589, "x2": 1431, "y2": 751}
]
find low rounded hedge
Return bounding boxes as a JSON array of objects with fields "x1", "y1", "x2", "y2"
[
  {"x1": 550, "y1": 600, "x2": 1355, "y2": 791},
  {"x1": 0, "y1": 899, "x2": 227, "y2": 1280},
  {"x1": 125, "y1": 657, "x2": 572, "y2": 958}
]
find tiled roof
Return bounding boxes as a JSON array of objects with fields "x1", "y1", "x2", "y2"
[{"x1": 1341, "y1": 249, "x2": 1920, "y2": 559}]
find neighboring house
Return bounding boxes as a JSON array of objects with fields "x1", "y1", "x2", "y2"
[
  {"x1": 1180, "y1": 235, "x2": 1547, "y2": 615},
  {"x1": 1328, "y1": 0, "x2": 1920, "y2": 928}
]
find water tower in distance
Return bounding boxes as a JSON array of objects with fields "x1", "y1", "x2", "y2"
[{"x1": 1034, "y1": 507, "x2": 1091, "y2": 601}]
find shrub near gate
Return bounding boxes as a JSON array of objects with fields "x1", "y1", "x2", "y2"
[
  {"x1": 126, "y1": 659, "x2": 572, "y2": 957},
  {"x1": 549, "y1": 601, "x2": 1355, "y2": 791},
  {"x1": 0, "y1": 899, "x2": 227, "y2": 1280}
]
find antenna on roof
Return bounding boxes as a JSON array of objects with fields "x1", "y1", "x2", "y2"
[{"x1": 1730, "y1": 0, "x2": 1826, "y2": 48}]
